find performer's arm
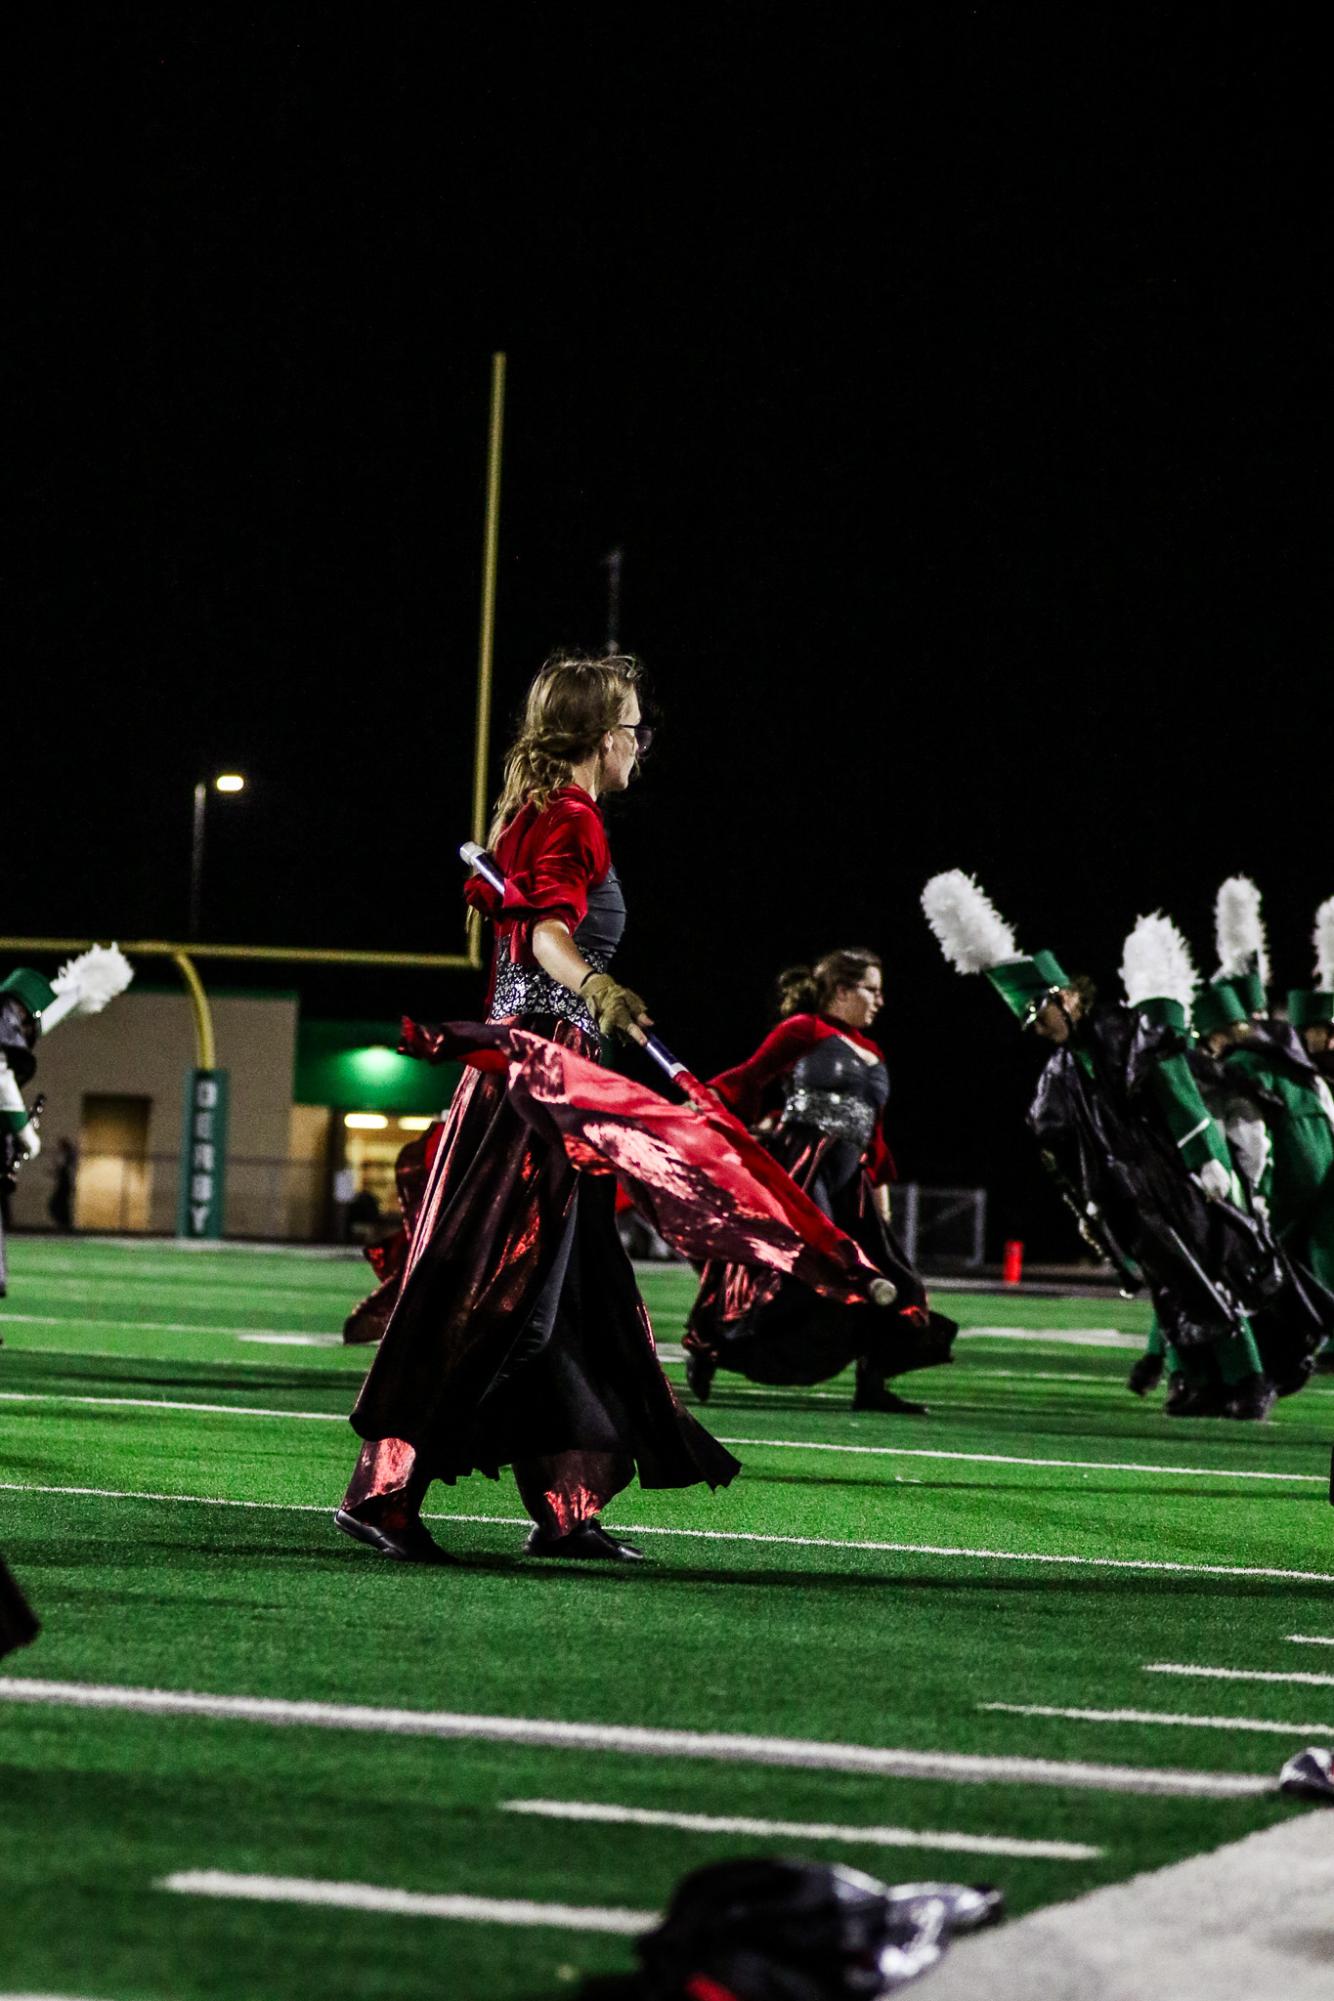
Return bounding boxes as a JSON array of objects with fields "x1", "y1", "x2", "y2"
[
  {"x1": 0, "y1": 1057, "x2": 38, "y2": 1157},
  {"x1": 1149, "y1": 1051, "x2": 1232, "y2": 1189},
  {"x1": 531, "y1": 920, "x2": 651, "y2": 1047},
  {"x1": 710, "y1": 1016, "x2": 827, "y2": 1122}
]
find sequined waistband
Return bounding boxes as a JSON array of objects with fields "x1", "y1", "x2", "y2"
[
  {"x1": 780, "y1": 1087, "x2": 876, "y2": 1148},
  {"x1": 488, "y1": 950, "x2": 612, "y2": 1036}
]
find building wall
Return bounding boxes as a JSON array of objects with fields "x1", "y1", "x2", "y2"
[{"x1": 10, "y1": 989, "x2": 298, "y2": 1234}]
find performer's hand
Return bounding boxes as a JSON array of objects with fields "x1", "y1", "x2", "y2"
[
  {"x1": 1195, "y1": 1158, "x2": 1230, "y2": 1203},
  {"x1": 16, "y1": 1121, "x2": 40, "y2": 1161},
  {"x1": 581, "y1": 972, "x2": 653, "y2": 1046}
]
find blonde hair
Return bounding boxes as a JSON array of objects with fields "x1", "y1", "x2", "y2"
[
  {"x1": 488, "y1": 651, "x2": 644, "y2": 844},
  {"x1": 777, "y1": 949, "x2": 882, "y2": 1017}
]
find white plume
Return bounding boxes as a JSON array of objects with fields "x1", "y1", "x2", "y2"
[
  {"x1": 921, "y1": 871, "x2": 1019, "y2": 974},
  {"x1": 50, "y1": 945, "x2": 134, "y2": 1016},
  {"x1": 1120, "y1": 912, "x2": 1199, "y2": 1012},
  {"x1": 1315, "y1": 896, "x2": 1334, "y2": 993},
  {"x1": 1214, "y1": 875, "x2": 1270, "y2": 983}
]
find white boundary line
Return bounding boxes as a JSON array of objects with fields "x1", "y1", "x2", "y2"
[
  {"x1": 500, "y1": 1797, "x2": 1102, "y2": 1860},
  {"x1": 2, "y1": 1388, "x2": 1320, "y2": 1488},
  {"x1": 3, "y1": 1480, "x2": 1333, "y2": 1584},
  {"x1": 0, "y1": 1678, "x2": 1271, "y2": 1797},
  {"x1": 160, "y1": 1870, "x2": 653, "y2": 1933},
  {"x1": 1287, "y1": 1635, "x2": 1334, "y2": 1647},
  {"x1": 957, "y1": 1328, "x2": 1142, "y2": 1348},
  {"x1": 984, "y1": 1700, "x2": 1325, "y2": 1738},
  {"x1": 1146, "y1": 1662, "x2": 1334, "y2": 1690},
  {"x1": 0, "y1": 1392, "x2": 345, "y2": 1422},
  {"x1": 0, "y1": 1314, "x2": 349, "y2": 1340},
  {"x1": 712, "y1": 1434, "x2": 1323, "y2": 1485}
]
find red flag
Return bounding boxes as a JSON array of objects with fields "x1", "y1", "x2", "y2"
[{"x1": 402, "y1": 1019, "x2": 889, "y2": 1307}]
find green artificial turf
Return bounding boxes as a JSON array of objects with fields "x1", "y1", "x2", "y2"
[{"x1": 2, "y1": 1236, "x2": 1332, "y2": 1999}]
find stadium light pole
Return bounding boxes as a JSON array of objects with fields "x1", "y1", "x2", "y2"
[{"x1": 189, "y1": 772, "x2": 247, "y2": 941}]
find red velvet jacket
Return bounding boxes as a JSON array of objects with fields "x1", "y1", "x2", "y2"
[
  {"x1": 463, "y1": 787, "x2": 611, "y2": 969},
  {"x1": 710, "y1": 1013, "x2": 897, "y2": 1185}
]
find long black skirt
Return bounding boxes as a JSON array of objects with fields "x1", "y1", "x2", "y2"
[
  {"x1": 687, "y1": 1124, "x2": 958, "y2": 1387},
  {"x1": 347, "y1": 1017, "x2": 739, "y2": 1532}
]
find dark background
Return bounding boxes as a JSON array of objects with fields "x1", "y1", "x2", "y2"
[{"x1": 13, "y1": 10, "x2": 1325, "y2": 1252}]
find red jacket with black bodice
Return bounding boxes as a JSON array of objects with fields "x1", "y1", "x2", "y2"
[{"x1": 709, "y1": 1013, "x2": 897, "y2": 1186}]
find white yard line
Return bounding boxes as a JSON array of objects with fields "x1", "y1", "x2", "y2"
[
  {"x1": 0, "y1": 1313, "x2": 347, "y2": 1339},
  {"x1": 7, "y1": 1276, "x2": 356, "y2": 1303},
  {"x1": 1146, "y1": 1663, "x2": 1334, "y2": 1690},
  {"x1": 159, "y1": 1870, "x2": 652, "y2": 1934},
  {"x1": 1287, "y1": 1635, "x2": 1334, "y2": 1647},
  {"x1": 712, "y1": 1434, "x2": 1322, "y2": 1485},
  {"x1": 3, "y1": 1480, "x2": 1333, "y2": 1585},
  {"x1": 0, "y1": 1677, "x2": 1270, "y2": 1797},
  {"x1": 0, "y1": 1391, "x2": 344, "y2": 1422},
  {"x1": 984, "y1": 1700, "x2": 1326, "y2": 1738},
  {"x1": 501, "y1": 1798, "x2": 1102, "y2": 1860},
  {"x1": 957, "y1": 1328, "x2": 1142, "y2": 1348},
  {"x1": 234, "y1": 1333, "x2": 344, "y2": 1348},
  {"x1": 4, "y1": 1383, "x2": 1314, "y2": 1488}
]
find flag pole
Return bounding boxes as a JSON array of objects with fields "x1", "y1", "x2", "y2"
[{"x1": 468, "y1": 353, "x2": 507, "y2": 967}]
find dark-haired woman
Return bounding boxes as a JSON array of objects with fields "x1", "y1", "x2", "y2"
[
  {"x1": 336, "y1": 653, "x2": 739, "y2": 1564},
  {"x1": 684, "y1": 951, "x2": 957, "y2": 1411}
]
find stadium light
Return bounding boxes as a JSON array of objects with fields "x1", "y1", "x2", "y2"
[
  {"x1": 189, "y1": 770, "x2": 249, "y2": 939},
  {"x1": 397, "y1": 1116, "x2": 434, "y2": 1132},
  {"x1": 344, "y1": 1112, "x2": 389, "y2": 1130}
]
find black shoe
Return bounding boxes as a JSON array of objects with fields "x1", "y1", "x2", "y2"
[
  {"x1": 1127, "y1": 1353, "x2": 1164, "y2": 1397},
  {"x1": 684, "y1": 1343, "x2": 717, "y2": 1404},
  {"x1": 332, "y1": 1507, "x2": 455, "y2": 1564},
  {"x1": 1223, "y1": 1372, "x2": 1277, "y2": 1422},
  {"x1": 524, "y1": 1520, "x2": 646, "y2": 1563},
  {"x1": 852, "y1": 1357, "x2": 928, "y2": 1415},
  {"x1": 1164, "y1": 1373, "x2": 1228, "y2": 1418},
  {"x1": 851, "y1": 1383, "x2": 929, "y2": 1415}
]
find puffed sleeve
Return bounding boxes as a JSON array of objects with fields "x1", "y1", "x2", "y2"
[
  {"x1": 709, "y1": 1015, "x2": 828, "y2": 1125},
  {"x1": 465, "y1": 795, "x2": 611, "y2": 958}
]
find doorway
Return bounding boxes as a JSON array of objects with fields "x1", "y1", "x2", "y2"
[{"x1": 76, "y1": 1094, "x2": 153, "y2": 1231}]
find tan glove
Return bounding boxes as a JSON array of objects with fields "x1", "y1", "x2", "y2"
[{"x1": 581, "y1": 971, "x2": 650, "y2": 1042}]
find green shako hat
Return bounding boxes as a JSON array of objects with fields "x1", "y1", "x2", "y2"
[
  {"x1": 1231, "y1": 969, "x2": 1267, "y2": 1016},
  {"x1": 1289, "y1": 989, "x2": 1334, "y2": 1028},
  {"x1": 921, "y1": 872, "x2": 1073, "y2": 1030},
  {"x1": 1288, "y1": 897, "x2": 1334, "y2": 1031},
  {"x1": 1121, "y1": 912, "x2": 1198, "y2": 1036},
  {"x1": 1213, "y1": 877, "x2": 1270, "y2": 1019},
  {"x1": 1137, "y1": 995, "x2": 1189, "y2": 1031},
  {"x1": 986, "y1": 951, "x2": 1071, "y2": 1023},
  {"x1": 1193, "y1": 979, "x2": 1250, "y2": 1036},
  {"x1": 0, "y1": 968, "x2": 57, "y2": 1018}
]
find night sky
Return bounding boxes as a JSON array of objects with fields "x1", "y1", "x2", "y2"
[{"x1": 14, "y1": 12, "x2": 1325, "y2": 1252}]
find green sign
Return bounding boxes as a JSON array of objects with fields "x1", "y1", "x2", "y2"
[{"x1": 177, "y1": 1068, "x2": 229, "y2": 1239}]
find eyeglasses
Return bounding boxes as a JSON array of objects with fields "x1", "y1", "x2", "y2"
[{"x1": 614, "y1": 721, "x2": 655, "y2": 755}]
